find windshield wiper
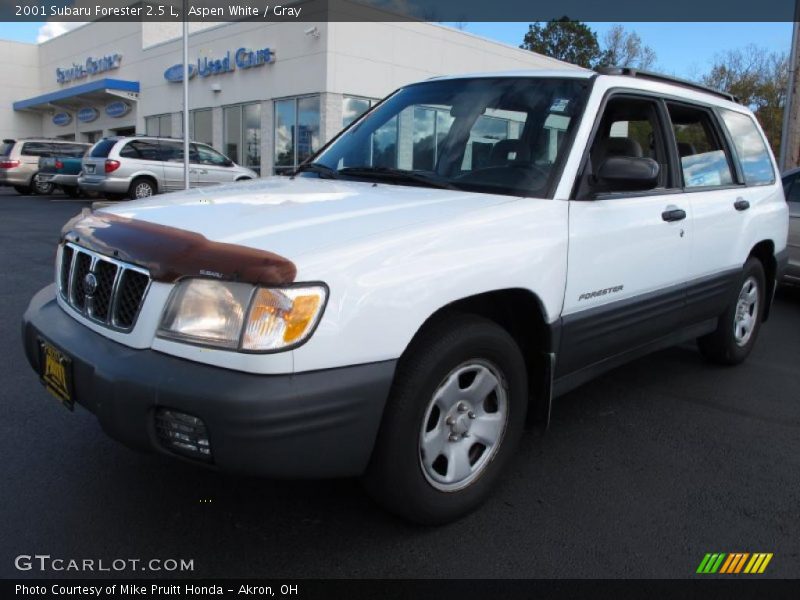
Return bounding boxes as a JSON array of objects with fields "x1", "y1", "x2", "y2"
[
  {"x1": 293, "y1": 162, "x2": 340, "y2": 179},
  {"x1": 338, "y1": 166, "x2": 458, "y2": 190}
]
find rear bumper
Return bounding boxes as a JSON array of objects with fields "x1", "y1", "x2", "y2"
[
  {"x1": 0, "y1": 168, "x2": 32, "y2": 186},
  {"x1": 77, "y1": 175, "x2": 131, "y2": 194},
  {"x1": 40, "y1": 173, "x2": 79, "y2": 187},
  {"x1": 22, "y1": 285, "x2": 396, "y2": 478}
]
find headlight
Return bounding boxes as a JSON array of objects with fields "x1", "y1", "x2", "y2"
[{"x1": 158, "y1": 279, "x2": 327, "y2": 352}]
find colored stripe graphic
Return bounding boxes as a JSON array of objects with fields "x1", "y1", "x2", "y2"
[{"x1": 698, "y1": 552, "x2": 773, "y2": 574}]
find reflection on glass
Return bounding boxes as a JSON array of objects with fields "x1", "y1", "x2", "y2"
[
  {"x1": 372, "y1": 116, "x2": 398, "y2": 168},
  {"x1": 223, "y1": 106, "x2": 242, "y2": 164},
  {"x1": 298, "y1": 96, "x2": 320, "y2": 164},
  {"x1": 191, "y1": 109, "x2": 213, "y2": 146},
  {"x1": 721, "y1": 109, "x2": 775, "y2": 185},
  {"x1": 343, "y1": 97, "x2": 371, "y2": 128},
  {"x1": 413, "y1": 107, "x2": 435, "y2": 170},
  {"x1": 274, "y1": 99, "x2": 296, "y2": 173},
  {"x1": 244, "y1": 103, "x2": 261, "y2": 174}
]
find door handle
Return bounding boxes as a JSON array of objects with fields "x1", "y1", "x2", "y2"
[
  {"x1": 734, "y1": 198, "x2": 750, "y2": 211},
  {"x1": 662, "y1": 207, "x2": 687, "y2": 222}
]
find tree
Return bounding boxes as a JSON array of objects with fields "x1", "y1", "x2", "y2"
[
  {"x1": 598, "y1": 25, "x2": 657, "y2": 70},
  {"x1": 702, "y1": 45, "x2": 789, "y2": 156},
  {"x1": 520, "y1": 18, "x2": 603, "y2": 69}
]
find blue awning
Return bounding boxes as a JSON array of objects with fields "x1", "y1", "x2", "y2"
[{"x1": 13, "y1": 79, "x2": 139, "y2": 111}]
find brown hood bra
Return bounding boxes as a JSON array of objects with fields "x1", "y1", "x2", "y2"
[{"x1": 61, "y1": 210, "x2": 297, "y2": 286}]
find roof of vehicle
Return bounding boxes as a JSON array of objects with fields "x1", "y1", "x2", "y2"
[
  {"x1": 98, "y1": 135, "x2": 210, "y2": 144},
  {"x1": 428, "y1": 67, "x2": 742, "y2": 108},
  {"x1": 3, "y1": 138, "x2": 90, "y2": 144}
]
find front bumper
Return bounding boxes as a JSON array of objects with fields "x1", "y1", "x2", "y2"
[
  {"x1": 22, "y1": 285, "x2": 396, "y2": 478},
  {"x1": 77, "y1": 175, "x2": 131, "y2": 194}
]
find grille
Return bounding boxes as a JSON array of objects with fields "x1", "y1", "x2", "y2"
[{"x1": 58, "y1": 242, "x2": 151, "y2": 331}]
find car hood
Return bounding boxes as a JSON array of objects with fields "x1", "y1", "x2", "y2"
[{"x1": 98, "y1": 176, "x2": 519, "y2": 260}]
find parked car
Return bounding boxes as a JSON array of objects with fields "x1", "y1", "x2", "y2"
[
  {"x1": 22, "y1": 69, "x2": 789, "y2": 524},
  {"x1": 0, "y1": 138, "x2": 90, "y2": 195},
  {"x1": 780, "y1": 167, "x2": 800, "y2": 283},
  {"x1": 38, "y1": 143, "x2": 92, "y2": 198},
  {"x1": 77, "y1": 136, "x2": 258, "y2": 200}
]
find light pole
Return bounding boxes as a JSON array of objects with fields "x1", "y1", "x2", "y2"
[{"x1": 182, "y1": 0, "x2": 190, "y2": 190}]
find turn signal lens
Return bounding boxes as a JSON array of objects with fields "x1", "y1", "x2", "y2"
[
  {"x1": 242, "y1": 286, "x2": 327, "y2": 351},
  {"x1": 105, "y1": 159, "x2": 121, "y2": 173}
]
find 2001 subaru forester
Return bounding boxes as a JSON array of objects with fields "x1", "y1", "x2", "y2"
[{"x1": 22, "y1": 68, "x2": 789, "y2": 524}]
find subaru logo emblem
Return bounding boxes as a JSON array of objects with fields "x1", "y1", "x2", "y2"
[{"x1": 83, "y1": 272, "x2": 98, "y2": 297}]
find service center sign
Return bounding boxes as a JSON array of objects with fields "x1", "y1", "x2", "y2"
[
  {"x1": 164, "y1": 47, "x2": 274, "y2": 82},
  {"x1": 56, "y1": 54, "x2": 122, "y2": 84}
]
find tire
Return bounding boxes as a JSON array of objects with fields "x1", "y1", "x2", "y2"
[
  {"x1": 63, "y1": 186, "x2": 81, "y2": 198},
  {"x1": 698, "y1": 257, "x2": 766, "y2": 365},
  {"x1": 363, "y1": 312, "x2": 528, "y2": 524},
  {"x1": 129, "y1": 177, "x2": 156, "y2": 200},
  {"x1": 32, "y1": 173, "x2": 54, "y2": 195},
  {"x1": 13, "y1": 185, "x2": 31, "y2": 195}
]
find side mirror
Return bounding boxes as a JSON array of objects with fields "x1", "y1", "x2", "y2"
[
  {"x1": 224, "y1": 158, "x2": 234, "y2": 167},
  {"x1": 597, "y1": 156, "x2": 659, "y2": 192}
]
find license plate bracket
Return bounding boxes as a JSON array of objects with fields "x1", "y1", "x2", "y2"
[{"x1": 38, "y1": 339, "x2": 75, "y2": 411}]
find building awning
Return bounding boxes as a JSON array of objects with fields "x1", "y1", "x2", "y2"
[{"x1": 13, "y1": 79, "x2": 140, "y2": 112}]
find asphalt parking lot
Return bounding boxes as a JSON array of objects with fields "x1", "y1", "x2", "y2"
[{"x1": 1, "y1": 188, "x2": 798, "y2": 579}]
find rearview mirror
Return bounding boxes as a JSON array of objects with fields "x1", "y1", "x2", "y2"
[{"x1": 597, "y1": 156, "x2": 659, "y2": 192}]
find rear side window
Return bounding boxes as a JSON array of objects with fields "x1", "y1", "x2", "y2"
[
  {"x1": 21, "y1": 142, "x2": 53, "y2": 157},
  {"x1": 53, "y1": 143, "x2": 89, "y2": 158},
  {"x1": 158, "y1": 141, "x2": 184, "y2": 162},
  {"x1": 719, "y1": 109, "x2": 776, "y2": 186},
  {"x1": 1, "y1": 140, "x2": 14, "y2": 156},
  {"x1": 667, "y1": 103, "x2": 734, "y2": 188},
  {"x1": 119, "y1": 140, "x2": 160, "y2": 161},
  {"x1": 90, "y1": 139, "x2": 118, "y2": 158}
]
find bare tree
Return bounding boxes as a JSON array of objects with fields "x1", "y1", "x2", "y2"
[
  {"x1": 599, "y1": 25, "x2": 657, "y2": 70},
  {"x1": 702, "y1": 45, "x2": 789, "y2": 157}
]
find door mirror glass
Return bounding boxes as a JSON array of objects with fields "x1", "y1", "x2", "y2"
[{"x1": 597, "y1": 156, "x2": 660, "y2": 192}]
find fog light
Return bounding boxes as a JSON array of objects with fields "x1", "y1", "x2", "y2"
[{"x1": 155, "y1": 408, "x2": 212, "y2": 462}]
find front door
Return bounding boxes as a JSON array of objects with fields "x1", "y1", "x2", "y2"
[{"x1": 559, "y1": 93, "x2": 691, "y2": 378}]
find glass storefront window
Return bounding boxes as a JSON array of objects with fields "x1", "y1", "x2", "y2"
[
  {"x1": 273, "y1": 96, "x2": 320, "y2": 175},
  {"x1": 223, "y1": 106, "x2": 242, "y2": 164},
  {"x1": 190, "y1": 109, "x2": 213, "y2": 147},
  {"x1": 274, "y1": 99, "x2": 296, "y2": 174},
  {"x1": 243, "y1": 103, "x2": 262, "y2": 174},
  {"x1": 145, "y1": 114, "x2": 172, "y2": 137},
  {"x1": 343, "y1": 96, "x2": 373, "y2": 128}
]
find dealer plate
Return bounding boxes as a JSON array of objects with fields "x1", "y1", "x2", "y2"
[{"x1": 39, "y1": 339, "x2": 74, "y2": 411}]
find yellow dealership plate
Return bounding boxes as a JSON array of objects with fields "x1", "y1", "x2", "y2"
[{"x1": 38, "y1": 339, "x2": 74, "y2": 411}]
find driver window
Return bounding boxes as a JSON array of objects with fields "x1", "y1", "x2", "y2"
[{"x1": 581, "y1": 96, "x2": 670, "y2": 197}]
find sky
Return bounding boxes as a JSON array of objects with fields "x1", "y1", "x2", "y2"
[{"x1": 0, "y1": 21, "x2": 793, "y2": 79}]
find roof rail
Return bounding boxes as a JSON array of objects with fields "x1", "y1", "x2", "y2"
[{"x1": 595, "y1": 66, "x2": 738, "y2": 103}]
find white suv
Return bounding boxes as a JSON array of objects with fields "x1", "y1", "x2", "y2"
[{"x1": 23, "y1": 68, "x2": 789, "y2": 524}]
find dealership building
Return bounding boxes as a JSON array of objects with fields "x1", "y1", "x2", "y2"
[{"x1": 0, "y1": 9, "x2": 578, "y2": 175}]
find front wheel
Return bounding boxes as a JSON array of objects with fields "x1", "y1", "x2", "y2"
[
  {"x1": 363, "y1": 313, "x2": 528, "y2": 524},
  {"x1": 32, "y1": 173, "x2": 54, "y2": 195},
  {"x1": 698, "y1": 257, "x2": 766, "y2": 365}
]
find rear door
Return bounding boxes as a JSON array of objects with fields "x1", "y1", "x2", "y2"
[
  {"x1": 664, "y1": 102, "x2": 744, "y2": 323},
  {"x1": 117, "y1": 139, "x2": 164, "y2": 188},
  {"x1": 560, "y1": 93, "x2": 691, "y2": 378},
  {"x1": 83, "y1": 139, "x2": 118, "y2": 177}
]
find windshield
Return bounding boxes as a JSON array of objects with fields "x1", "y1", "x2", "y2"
[{"x1": 309, "y1": 77, "x2": 588, "y2": 198}]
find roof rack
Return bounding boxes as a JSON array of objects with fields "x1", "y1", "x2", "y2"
[{"x1": 595, "y1": 66, "x2": 738, "y2": 103}]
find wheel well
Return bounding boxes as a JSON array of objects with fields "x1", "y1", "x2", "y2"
[
  {"x1": 408, "y1": 289, "x2": 554, "y2": 426},
  {"x1": 749, "y1": 240, "x2": 776, "y2": 321},
  {"x1": 130, "y1": 175, "x2": 158, "y2": 193},
  {"x1": 235, "y1": 176, "x2": 252, "y2": 182}
]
